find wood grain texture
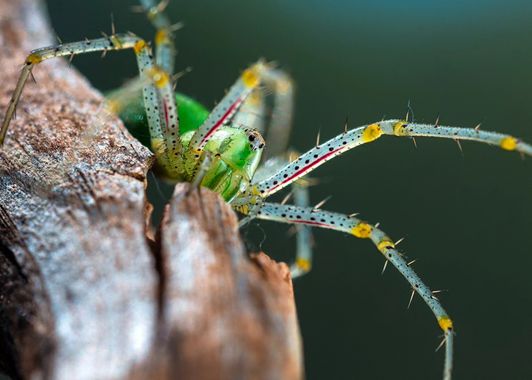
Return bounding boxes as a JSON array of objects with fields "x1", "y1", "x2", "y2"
[
  {"x1": 151, "y1": 184, "x2": 302, "y2": 380},
  {"x1": 0, "y1": 1, "x2": 303, "y2": 379}
]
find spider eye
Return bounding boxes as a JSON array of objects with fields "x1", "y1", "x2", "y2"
[{"x1": 248, "y1": 135, "x2": 255, "y2": 142}]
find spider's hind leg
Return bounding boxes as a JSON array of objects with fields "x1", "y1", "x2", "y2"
[
  {"x1": 252, "y1": 154, "x2": 314, "y2": 278},
  {"x1": 189, "y1": 61, "x2": 296, "y2": 153},
  {"x1": 239, "y1": 201, "x2": 454, "y2": 380},
  {"x1": 289, "y1": 181, "x2": 314, "y2": 277},
  {"x1": 138, "y1": 0, "x2": 177, "y2": 74},
  {"x1": 231, "y1": 65, "x2": 294, "y2": 160}
]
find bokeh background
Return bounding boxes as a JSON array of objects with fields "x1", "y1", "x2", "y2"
[{"x1": 43, "y1": 0, "x2": 532, "y2": 379}]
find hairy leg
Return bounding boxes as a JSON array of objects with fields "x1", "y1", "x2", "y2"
[
  {"x1": 254, "y1": 119, "x2": 532, "y2": 197},
  {"x1": 0, "y1": 33, "x2": 183, "y2": 176},
  {"x1": 231, "y1": 66, "x2": 294, "y2": 160},
  {"x1": 138, "y1": 0, "x2": 176, "y2": 74},
  {"x1": 239, "y1": 201, "x2": 454, "y2": 380},
  {"x1": 253, "y1": 154, "x2": 314, "y2": 277}
]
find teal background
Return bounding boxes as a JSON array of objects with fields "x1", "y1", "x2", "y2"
[{"x1": 45, "y1": 1, "x2": 532, "y2": 379}]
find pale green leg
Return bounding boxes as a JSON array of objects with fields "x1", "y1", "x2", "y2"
[
  {"x1": 255, "y1": 120, "x2": 532, "y2": 197},
  {"x1": 239, "y1": 201, "x2": 455, "y2": 380},
  {"x1": 0, "y1": 33, "x2": 183, "y2": 177},
  {"x1": 252, "y1": 154, "x2": 314, "y2": 278},
  {"x1": 138, "y1": 0, "x2": 176, "y2": 74}
]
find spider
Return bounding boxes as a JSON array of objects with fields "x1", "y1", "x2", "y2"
[{"x1": 1, "y1": 1, "x2": 531, "y2": 379}]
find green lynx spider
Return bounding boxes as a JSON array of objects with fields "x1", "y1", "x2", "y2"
[{"x1": 1, "y1": 1, "x2": 531, "y2": 379}]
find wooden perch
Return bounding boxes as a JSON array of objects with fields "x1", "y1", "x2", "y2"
[{"x1": 0, "y1": 1, "x2": 303, "y2": 379}]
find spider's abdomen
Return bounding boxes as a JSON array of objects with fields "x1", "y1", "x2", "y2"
[{"x1": 113, "y1": 90, "x2": 210, "y2": 147}]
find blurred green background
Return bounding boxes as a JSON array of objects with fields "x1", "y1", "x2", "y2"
[{"x1": 45, "y1": 0, "x2": 532, "y2": 379}]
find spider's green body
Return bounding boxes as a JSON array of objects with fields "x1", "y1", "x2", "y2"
[
  {"x1": 1, "y1": 1, "x2": 531, "y2": 379},
  {"x1": 117, "y1": 92, "x2": 264, "y2": 201},
  {"x1": 117, "y1": 92, "x2": 209, "y2": 137}
]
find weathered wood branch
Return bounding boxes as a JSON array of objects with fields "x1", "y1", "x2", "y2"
[{"x1": 0, "y1": 1, "x2": 303, "y2": 379}]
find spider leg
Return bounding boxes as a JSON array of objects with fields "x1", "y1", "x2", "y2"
[
  {"x1": 0, "y1": 33, "x2": 183, "y2": 176},
  {"x1": 290, "y1": 181, "x2": 314, "y2": 277},
  {"x1": 253, "y1": 154, "x2": 314, "y2": 277},
  {"x1": 188, "y1": 61, "x2": 266, "y2": 151},
  {"x1": 239, "y1": 201, "x2": 454, "y2": 380},
  {"x1": 254, "y1": 119, "x2": 532, "y2": 197},
  {"x1": 189, "y1": 150, "x2": 215, "y2": 189},
  {"x1": 231, "y1": 87, "x2": 267, "y2": 137},
  {"x1": 138, "y1": 0, "x2": 176, "y2": 74},
  {"x1": 189, "y1": 61, "x2": 295, "y2": 152},
  {"x1": 261, "y1": 68, "x2": 294, "y2": 160},
  {"x1": 232, "y1": 66, "x2": 294, "y2": 160}
]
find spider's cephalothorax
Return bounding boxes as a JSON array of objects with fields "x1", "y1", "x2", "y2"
[
  {"x1": 1, "y1": 1, "x2": 531, "y2": 379},
  {"x1": 178, "y1": 126, "x2": 265, "y2": 202}
]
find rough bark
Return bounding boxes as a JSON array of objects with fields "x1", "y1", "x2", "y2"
[{"x1": 0, "y1": 1, "x2": 302, "y2": 379}]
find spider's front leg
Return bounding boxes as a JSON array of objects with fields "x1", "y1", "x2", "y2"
[
  {"x1": 237, "y1": 120, "x2": 532, "y2": 379},
  {"x1": 0, "y1": 33, "x2": 183, "y2": 177},
  {"x1": 237, "y1": 201, "x2": 455, "y2": 380},
  {"x1": 255, "y1": 119, "x2": 532, "y2": 196}
]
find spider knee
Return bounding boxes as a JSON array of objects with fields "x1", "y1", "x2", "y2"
[
  {"x1": 351, "y1": 222, "x2": 373, "y2": 238},
  {"x1": 500, "y1": 136, "x2": 517, "y2": 151},
  {"x1": 146, "y1": 66, "x2": 170, "y2": 88},
  {"x1": 438, "y1": 315, "x2": 454, "y2": 332},
  {"x1": 133, "y1": 39, "x2": 147, "y2": 53},
  {"x1": 155, "y1": 29, "x2": 172, "y2": 45},
  {"x1": 291, "y1": 258, "x2": 312, "y2": 278},
  {"x1": 393, "y1": 120, "x2": 408, "y2": 136},
  {"x1": 241, "y1": 67, "x2": 261, "y2": 88},
  {"x1": 25, "y1": 53, "x2": 43, "y2": 65},
  {"x1": 377, "y1": 239, "x2": 395, "y2": 252},
  {"x1": 362, "y1": 123, "x2": 383, "y2": 142}
]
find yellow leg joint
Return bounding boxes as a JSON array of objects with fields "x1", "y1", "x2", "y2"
[
  {"x1": 393, "y1": 121, "x2": 408, "y2": 136},
  {"x1": 438, "y1": 316, "x2": 454, "y2": 331},
  {"x1": 377, "y1": 239, "x2": 395, "y2": 253},
  {"x1": 241, "y1": 67, "x2": 260, "y2": 88},
  {"x1": 296, "y1": 258, "x2": 312, "y2": 272},
  {"x1": 133, "y1": 40, "x2": 147, "y2": 53},
  {"x1": 362, "y1": 123, "x2": 383, "y2": 142},
  {"x1": 26, "y1": 53, "x2": 42, "y2": 64},
  {"x1": 352, "y1": 222, "x2": 373, "y2": 238},
  {"x1": 500, "y1": 136, "x2": 517, "y2": 151},
  {"x1": 155, "y1": 30, "x2": 170, "y2": 44},
  {"x1": 147, "y1": 67, "x2": 170, "y2": 88}
]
